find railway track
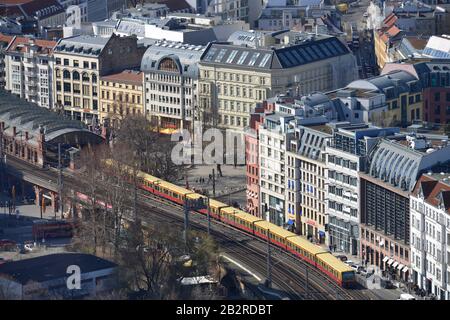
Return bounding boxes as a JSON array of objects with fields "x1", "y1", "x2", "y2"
[{"x1": 5, "y1": 157, "x2": 375, "y2": 300}]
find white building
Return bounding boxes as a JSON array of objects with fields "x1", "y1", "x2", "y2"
[
  {"x1": 4, "y1": 36, "x2": 57, "y2": 109},
  {"x1": 140, "y1": 41, "x2": 206, "y2": 132},
  {"x1": 325, "y1": 124, "x2": 399, "y2": 256},
  {"x1": 259, "y1": 112, "x2": 291, "y2": 226},
  {"x1": 410, "y1": 173, "x2": 450, "y2": 300}
]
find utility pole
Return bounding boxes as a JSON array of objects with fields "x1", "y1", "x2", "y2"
[
  {"x1": 266, "y1": 232, "x2": 272, "y2": 288},
  {"x1": 207, "y1": 197, "x2": 211, "y2": 236},
  {"x1": 212, "y1": 168, "x2": 216, "y2": 197},
  {"x1": 183, "y1": 199, "x2": 190, "y2": 251},
  {"x1": 57, "y1": 143, "x2": 63, "y2": 219}
]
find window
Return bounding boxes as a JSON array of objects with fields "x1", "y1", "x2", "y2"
[
  {"x1": 74, "y1": 60, "x2": 79, "y2": 67},
  {"x1": 435, "y1": 92, "x2": 441, "y2": 101},
  {"x1": 63, "y1": 70, "x2": 71, "y2": 79},
  {"x1": 56, "y1": 58, "x2": 61, "y2": 65},
  {"x1": 73, "y1": 71, "x2": 80, "y2": 80},
  {"x1": 63, "y1": 59, "x2": 69, "y2": 66},
  {"x1": 83, "y1": 61, "x2": 89, "y2": 68},
  {"x1": 91, "y1": 62, "x2": 97, "y2": 69}
]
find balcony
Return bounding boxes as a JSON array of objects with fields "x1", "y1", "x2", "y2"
[
  {"x1": 25, "y1": 88, "x2": 37, "y2": 96},
  {"x1": 24, "y1": 70, "x2": 37, "y2": 77}
]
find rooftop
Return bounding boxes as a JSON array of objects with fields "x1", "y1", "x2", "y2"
[
  {"x1": 0, "y1": 253, "x2": 117, "y2": 285},
  {"x1": 200, "y1": 34, "x2": 350, "y2": 70},
  {"x1": 54, "y1": 34, "x2": 111, "y2": 57},
  {"x1": 101, "y1": 70, "x2": 143, "y2": 85},
  {"x1": 0, "y1": 89, "x2": 101, "y2": 143}
]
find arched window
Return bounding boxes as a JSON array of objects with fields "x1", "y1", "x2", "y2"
[
  {"x1": 73, "y1": 71, "x2": 80, "y2": 80},
  {"x1": 92, "y1": 74, "x2": 97, "y2": 83},
  {"x1": 63, "y1": 70, "x2": 70, "y2": 79},
  {"x1": 82, "y1": 72, "x2": 90, "y2": 82}
]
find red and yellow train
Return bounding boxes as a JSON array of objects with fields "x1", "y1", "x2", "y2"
[{"x1": 107, "y1": 160, "x2": 356, "y2": 287}]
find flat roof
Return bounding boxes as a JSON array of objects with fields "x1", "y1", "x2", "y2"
[{"x1": 0, "y1": 253, "x2": 116, "y2": 285}]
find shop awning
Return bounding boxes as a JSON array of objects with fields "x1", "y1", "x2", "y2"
[
  {"x1": 387, "y1": 259, "x2": 394, "y2": 265},
  {"x1": 402, "y1": 266, "x2": 409, "y2": 273},
  {"x1": 392, "y1": 261, "x2": 399, "y2": 268},
  {"x1": 382, "y1": 256, "x2": 389, "y2": 263},
  {"x1": 397, "y1": 264, "x2": 404, "y2": 270}
]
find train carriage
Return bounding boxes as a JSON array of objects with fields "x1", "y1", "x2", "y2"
[
  {"x1": 286, "y1": 236, "x2": 327, "y2": 266},
  {"x1": 140, "y1": 173, "x2": 161, "y2": 193},
  {"x1": 185, "y1": 194, "x2": 228, "y2": 219},
  {"x1": 316, "y1": 252, "x2": 355, "y2": 287},
  {"x1": 153, "y1": 180, "x2": 192, "y2": 205},
  {"x1": 254, "y1": 220, "x2": 293, "y2": 249},
  {"x1": 219, "y1": 207, "x2": 239, "y2": 225},
  {"x1": 232, "y1": 211, "x2": 263, "y2": 234},
  {"x1": 207, "y1": 199, "x2": 229, "y2": 219}
]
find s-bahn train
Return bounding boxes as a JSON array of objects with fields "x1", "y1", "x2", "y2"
[{"x1": 105, "y1": 160, "x2": 355, "y2": 287}]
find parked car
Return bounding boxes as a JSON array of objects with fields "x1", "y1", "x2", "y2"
[
  {"x1": 398, "y1": 293, "x2": 415, "y2": 300},
  {"x1": 344, "y1": 260, "x2": 355, "y2": 265},
  {"x1": 336, "y1": 255, "x2": 348, "y2": 262}
]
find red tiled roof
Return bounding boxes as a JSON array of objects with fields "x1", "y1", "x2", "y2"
[
  {"x1": 413, "y1": 175, "x2": 450, "y2": 213},
  {"x1": 405, "y1": 37, "x2": 428, "y2": 50},
  {"x1": 0, "y1": 33, "x2": 14, "y2": 45},
  {"x1": 384, "y1": 13, "x2": 398, "y2": 28},
  {"x1": 6, "y1": 36, "x2": 57, "y2": 55},
  {"x1": 101, "y1": 70, "x2": 143, "y2": 85}
]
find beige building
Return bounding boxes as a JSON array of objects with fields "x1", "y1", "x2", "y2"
[
  {"x1": 99, "y1": 70, "x2": 144, "y2": 127},
  {"x1": 52, "y1": 34, "x2": 146, "y2": 124},
  {"x1": 198, "y1": 34, "x2": 357, "y2": 131}
]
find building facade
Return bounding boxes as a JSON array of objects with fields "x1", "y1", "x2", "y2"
[
  {"x1": 4, "y1": 36, "x2": 56, "y2": 109},
  {"x1": 140, "y1": 41, "x2": 205, "y2": 132},
  {"x1": 360, "y1": 134, "x2": 450, "y2": 283},
  {"x1": 52, "y1": 34, "x2": 146, "y2": 123},
  {"x1": 410, "y1": 173, "x2": 450, "y2": 300},
  {"x1": 198, "y1": 34, "x2": 357, "y2": 131},
  {"x1": 99, "y1": 70, "x2": 144, "y2": 127}
]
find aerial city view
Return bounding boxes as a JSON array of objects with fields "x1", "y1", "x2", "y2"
[{"x1": 0, "y1": 0, "x2": 449, "y2": 304}]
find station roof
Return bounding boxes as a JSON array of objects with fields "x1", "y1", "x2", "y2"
[{"x1": 0, "y1": 89, "x2": 102, "y2": 145}]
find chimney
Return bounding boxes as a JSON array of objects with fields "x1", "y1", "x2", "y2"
[{"x1": 25, "y1": 131, "x2": 29, "y2": 140}]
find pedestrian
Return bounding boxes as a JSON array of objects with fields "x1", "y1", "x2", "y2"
[
  {"x1": 333, "y1": 244, "x2": 337, "y2": 252},
  {"x1": 208, "y1": 174, "x2": 212, "y2": 184}
]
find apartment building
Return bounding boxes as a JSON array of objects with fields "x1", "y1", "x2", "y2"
[
  {"x1": 4, "y1": 36, "x2": 57, "y2": 109},
  {"x1": 410, "y1": 173, "x2": 450, "y2": 300},
  {"x1": 291, "y1": 125, "x2": 330, "y2": 243},
  {"x1": 254, "y1": 93, "x2": 337, "y2": 228},
  {"x1": 99, "y1": 70, "x2": 144, "y2": 127},
  {"x1": 325, "y1": 124, "x2": 400, "y2": 256},
  {"x1": 245, "y1": 103, "x2": 265, "y2": 217},
  {"x1": 258, "y1": 112, "x2": 291, "y2": 226},
  {"x1": 344, "y1": 70, "x2": 423, "y2": 127},
  {"x1": 0, "y1": 34, "x2": 13, "y2": 89},
  {"x1": 382, "y1": 60, "x2": 450, "y2": 126},
  {"x1": 0, "y1": 0, "x2": 66, "y2": 36},
  {"x1": 141, "y1": 41, "x2": 206, "y2": 133},
  {"x1": 360, "y1": 134, "x2": 450, "y2": 284},
  {"x1": 198, "y1": 33, "x2": 357, "y2": 131},
  {"x1": 52, "y1": 34, "x2": 146, "y2": 123}
]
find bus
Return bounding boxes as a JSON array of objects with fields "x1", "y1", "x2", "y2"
[{"x1": 32, "y1": 220, "x2": 76, "y2": 240}]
